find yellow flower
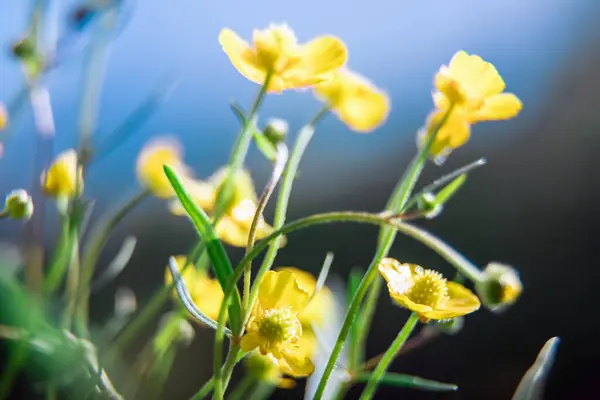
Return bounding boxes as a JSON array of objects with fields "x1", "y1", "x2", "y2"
[
  {"x1": 422, "y1": 51, "x2": 522, "y2": 163},
  {"x1": 243, "y1": 351, "x2": 297, "y2": 389},
  {"x1": 378, "y1": 258, "x2": 480, "y2": 322},
  {"x1": 475, "y1": 262, "x2": 523, "y2": 312},
  {"x1": 136, "y1": 138, "x2": 192, "y2": 198},
  {"x1": 314, "y1": 68, "x2": 390, "y2": 132},
  {"x1": 0, "y1": 102, "x2": 8, "y2": 131},
  {"x1": 169, "y1": 168, "x2": 279, "y2": 248},
  {"x1": 165, "y1": 255, "x2": 224, "y2": 321},
  {"x1": 240, "y1": 270, "x2": 315, "y2": 377},
  {"x1": 277, "y1": 267, "x2": 335, "y2": 328},
  {"x1": 219, "y1": 24, "x2": 347, "y2": 93},
  {"x1": 434, "y1": 51, "x2": 522, "y2": 122},
  {"x1": 40, "y1": 149, "x2": 83, "y2": 198}
]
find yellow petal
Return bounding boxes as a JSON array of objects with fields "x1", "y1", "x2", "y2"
[
  {"x1": 388, "y1": 290, "x2": 435, "y2": 315},
  {"x1": 314, "y1": 69, "x2": 390, "y2": 133},
  {"x1": 447, "y1": 51, "x2": 505, "y2": 98},
  {"x1": 297, "y1": 36, "x2": 347, "y2": 76},
  {"x1": 214, "y1": 216, "x2": 250, "y2": 247},
  {"x1": 470, "y1": 93, "x2": 522, "y2": 123},
  {"x1": 209, "y1": 167, "x2": 258, "y2": 210},
  {"x1": 0, "y1": 103, "x2": 8, "y2": 131},
  {"x1": 443, "y1": 282, "x2": 481, "y2": 315},
  {"x1": 136, "y1": 138, "x2": 190, "y2": 198},
  {"x1": 258, "y1": 270, "x2": 310, "y2": 313},
  {"x1": 420, "y1": 109, "x2": 471, "y2": 164},
  {"x1": 219, "y1": 28, "x2": 267, "y2": 85},
  {"x1": 278, "y1": 378, "x2": 297, "y2": 389},
  {"x1": 278, "y1": 348, "x2": 315, "y2": 377},
  {"x1": 240, "y1": 332, "x2": 261, "y2": 352}
]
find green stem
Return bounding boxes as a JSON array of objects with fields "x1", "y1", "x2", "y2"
[
  {"x1": 228, "y1": 376, "x2": 254, "y2": 400},
  {"x1": 212, "y1": 73, "x2": 272, "y2": 222},
  {"x1": 312, "y1": 105, "x2": 456, "y2": 400},
  {"x1": 76, "y1": 190, "x2": 149, "y2": 332},
  {"x1": 352, "y1": 275, "x2": 383, "y2": 368},
  {"x1": 243, "y1": 144, "x2": 288, "y2": 315},
  {"x1": 245, "y1": 106, "x2": 329, "y2": 324},
  {"x1": 358, "y1": 313, "x2": 419, "y2": 400},
  {"x1": 191, "y1": 378, "x2": 214, "y2": 400},
  {"x1": 44, "y1": 211, "x2": 72, "y2": 292}
]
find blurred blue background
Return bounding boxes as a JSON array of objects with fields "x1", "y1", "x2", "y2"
[{"x1": 1, "y1": 0, "x2": 600, "y2": 399}]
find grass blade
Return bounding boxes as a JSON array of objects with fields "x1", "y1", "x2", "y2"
[
  {"x1": 163, "y1": 166, "x2": 242, "y2": 332},
  {"x1": 354, "y1": 372, "x2": 458, "y2": 392},
  {"x1": 512, "y1": 337, "x2": 560, "y2": 400}
]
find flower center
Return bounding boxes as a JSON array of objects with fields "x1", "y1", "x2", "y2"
[
  {"x1": 258, "y1": 307, "x2": 298, "y2": 344},
  {"x1": 406, "y1": 267, "x2": 449, "y2": 309}
]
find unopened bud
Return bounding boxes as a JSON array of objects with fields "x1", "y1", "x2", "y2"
[
  {"x1": 417, "y1": 192, "x2": 442, "y2": 219},
  {"x1": 263, "y1": 118, "x2": 288, "y2": 145},
  {"x1": 3, "y1": 189, "x2": 34, "y2": 221},
  {"x1": 11, "y1": 36, "x2": 36, "y2": 59},
  {"x1": 158, "y1": 311, "x2": 195, "y2": 346},
  {"x1": 475, "y1": 262, "x2": 523, "y2": 312},
  {"x1": 0, "y1": 103, "x2": 8, "y2": 131}
]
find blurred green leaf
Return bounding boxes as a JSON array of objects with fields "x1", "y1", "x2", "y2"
[
  {"x1": 354, "y1": 372, "x2": 458, "y2": 392},
  {"x1": 512, "y1": 337, "x2": 560, "y2": 400},
  {"x1": 434, "y1": 173, "x2": 466, "y2": 205},
  {"x1": 163, "y1": 166, "x2": 242, "y2": 332}
]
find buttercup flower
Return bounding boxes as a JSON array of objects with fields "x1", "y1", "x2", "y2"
[
  {"x1": 240, "y1": 270, "x2": 315, "y2": 377},
  {"x1": 136, "y1": 138, "x2": 192, "y2": 198},
  {"x1": 277, "y1": 267, "x2": 335, "y2": 328},
  {"x1": 0, "y1": 102, "x2": 8, "y2": 131},
  {"x1": 421, "y1": 51, "x2": 522, "y2": 163},
  {"x1": 41, "y1": 149, "x2": 83, "y2": 198},
  {"x1": 314, "y1": 68, "x2": 390, "y2": 133},
  {"x1": 219, "y1": 24, "x2": 347, "y2": 93},
  {"x1": 164, "y1": 255, "x2": 224, "y2": 321},
  {"x1": 169, "y1": 167, "x2": 278, "y2": 248},
  {"x1": 378, "y1": 258, "x2": 480, "y2": 322},
  {"x1": 475, "y1": 262, "x2": 523, "y2": 312}
]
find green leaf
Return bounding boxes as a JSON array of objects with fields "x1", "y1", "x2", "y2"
[
  {"x1": 230, "y1": 102, "x2": 277, "y2": 162},
  {"x1": 434, "y1": 173, "x2": 466, "y2": 205},
  {"x1": 512, "y1": 337, "x2": 560, "y2": 400},
  {"x1": 163, "y1": 166, "x2": 242, "y2": 332},
  {"x1": 355, "y1": 372, "x2": 458, "y2": 392}
]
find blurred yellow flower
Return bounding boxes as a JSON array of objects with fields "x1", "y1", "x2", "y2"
[
  {"x1": 240, "y1": 270, "x2": 315, "y2": 377},
  {"x1": 219, "y1": 24, "x2": 347, "y2": 93},
  {"x1": 169, "y1": 168, "x2": 278, "y2": 248},
  {"x1": 378, "y1": 258, "x2": 480, "y2": 323},
  {"x1": 243, "y1": 351, "x2": 297, "y2": 389},
  {"x1": 136, "y1": 138, "x2": 192, "y2": 198},
  {"x1": 165, "y1": 255, "x2": 224, "y2": 321},
  {"x1": 475, "y1": 262, "x2": 523, "y2": 311},
  {"x1": 40, "y1": 149, "x2": 83, "y2": 198},
  {"x1": 421, "y1": 51, "x2": 522, "y2": 163},
  {"x1": 434, "y1": 51, "x2": 522, "y2": 122},
  {"x1": 314, "y1": 68, "x2": 390, "y2": 132},
  {"x1": 0, "y1": 102, "x2": 8, "y2": 131},
  {"x1": 277, "y1": 267, "x2": 335, "y2": 328}
]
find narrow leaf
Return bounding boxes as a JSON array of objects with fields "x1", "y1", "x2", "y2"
[
  {"x1": 92, "y1": 236, "x2": 137, "y2": 292},
  {"x1": 163, "y1": 166, "x2": 242, "y2": 332},
  {"x1": 434, "y1": 174, "x2": 466, "y2": 205},
  {"x1": 311, "y1": 252, "x2": 334, "y2": 302},
  {"x1": 512, "y1": 337, "x2": 560, "y2": 400},
  {"x1": 168, "y1": 257, "x2": 232, "y2": 337},
  {"x1": 355, "y1": 372, "x2": 458, "y2": 392}
]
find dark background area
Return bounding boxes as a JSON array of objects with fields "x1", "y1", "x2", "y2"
[{"x1": 1, "y1": 0, "x2": 600, "y2": 399}]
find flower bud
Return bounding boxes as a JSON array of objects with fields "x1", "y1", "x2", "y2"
[
  {"x1": 263, "y1": 118, "x2": 288, "y2": 145},
  {"x1": 3, "y1": 189, "x2": 34, "y2": 221},
  {"x1": 475, "y1": 262, "x2": 522, "y2": 312},
  {"x1": 11, "y1": 36, "x2": 36, "y2": 59},
  {"x1": 433, "y1": 316, "x2": 464, "y2": 335},
  {"x1": 40, "y1": 149, "x2": 84, "y2": 199},
  {"x1": 158, "y1": 311, "x2": 196, "y2": 347},
  {"x1": 416, "y1": 192, "x2": 443, "y2": 219}
]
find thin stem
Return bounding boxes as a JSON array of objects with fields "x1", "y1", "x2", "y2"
[
  {"x1": 312, "y1": 105, "x2": 456, "y2": 400},
  {"x1": 358, "y1": 313, "x2": 419, "y2": 400},
  {"x1": 76, "y1": 190, "x2": 149, "y2": 332},
  {"x1": 243, "y1": 143, "x2": 288, "y2": 314},
  {"x1": 212, "y1": 73, "x2": 273, "y2": 222},
  {"x1": 352, "y1": 275, "x2": 383, "y2": 368},
  {"x1": 228, "y1": 376, "x2": 254, "y2": 400},
  {"x1": 245, "y1": 106, "x2": 329, "y2": 324},
  {"x1": 191, "y1": 378, "x2": 214, "y2": 400}
]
